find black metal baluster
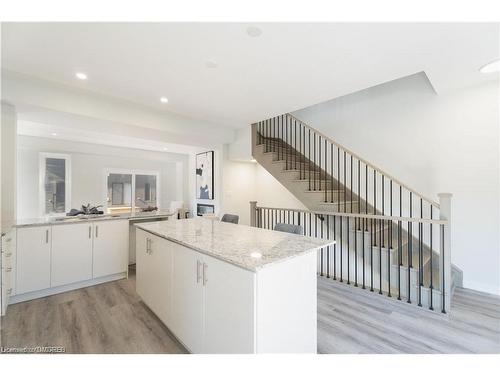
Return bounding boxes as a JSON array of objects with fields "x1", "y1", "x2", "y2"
[
  {"x1": 441, "y1": 224, "x2": 446, "y2": 313},
  {"x1": 319, "y1": 136, "x2": 322, "y2": 192},
  {"x1": 308, "y1": 129, "x2": 311, "y2": 189},
  {"x1": 320, "y1": 215, "x2": 324, "y2": 276},
  {"x1": 313, "y1": 133, "x2": 317, "y2": 191},
  {"x1": 373, "y1": 170, "x2": 377, "y2": 245},
  {"x1": 299, "y1": 123, "x2": 302, "y2": 179},
  {"x1": 293, "y1": 120, "x2": 297, "y2": 169},
  {"x1": 354, "y1": 216, "x2": 358, "y2": 287},
  {"x1": 338, "y1": 147, "x2": 340, "y2": 208},
  {"x1": 388, "y1": 180, "x2": 393, "y2": 298},
  {"x1": 343, "y1": 151, "x2": 346, "y2": 212},
  {"x1": 429, "y1": 205, "x2": 434, "y2": 310},
  {"x1": 333, "y1": 215, "x2": 337, "y2": 280},
  {"x1": 350, "y1": 155, "x2": 353, "y2": 213},
  {"x1": 379, "y1": 217, "x2": 383, "y2": 295},
  {"x1": 326, "y1": 215, "x2": 330, "y2": 278},
  {"x1": 380, "y1": 175, "x2": 384, "y2": 295},
  {"x1": 407, "y1": 192, "x2": 412, "y2": 304},
  {"x1": 370, "y1": 218, "x2": 374, "y2": 292},
  {"x1": 324, "y1": 139, "x2": 328, "y2": 202},
  {"x1": 418, "y1": 198, "x2": 423, "y2": 307},
  {"x1": 340, "y1": 214, "x2": 343, "y2": 282},
  {"x1": 285, "y1": 116, "x2": 289, "y2": 170},
  {"x1": 362, "y1": 215, "x2": 365, "y2": 289},
  {"x1": 398, "y1": 185, "x2": 402, "y2": 300},
  {"x1": 330, "y1": 144, "x2": 334, "y2": 203},
  {"x1": 347, "y1": 215, "x2": 350, "y2": 284},
  {"x1": 302, "y1": 125, "x2": 306, "y2": 180},
  {"x1": 273, "y1": 117, "x2": 276, "y2": 152}
]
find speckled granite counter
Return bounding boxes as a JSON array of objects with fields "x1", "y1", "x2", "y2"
[
  {"x1": 14, "y1": 210, "x2": 176, "y2": 228},
  {"x1": 135, "y1": 217, "x2": 334, "y2": 272}
]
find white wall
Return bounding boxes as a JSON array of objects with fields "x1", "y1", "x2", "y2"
[
  {"x1": 219, "y1": 124, "x2": 307, "y2": 225},
  {"x1": 293, "y1": 73, "x2": 499, "y2": 295},
  {"x1": 17, "y1": 135, "x2": 189, "y2": 219},
  {"x1": 1, "y1": 102, "x2": 17, "y2": 234}
]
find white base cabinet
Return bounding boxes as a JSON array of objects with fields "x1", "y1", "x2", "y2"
[
  {"x1": 17, "y1": 226, "x2": 51, "y2": 294},
  {"x1": 93, "y1": 220, "x2": 129, "y2": 278},
  {"x1": 14, "y1": 219, "x2": 129, "y2": 302},
  {"x1": 51, "y1": 223, "x2": 93, "y2": 287},
  {"x1": 135, "y1": 228, "x2": 317, "y2": 354}
]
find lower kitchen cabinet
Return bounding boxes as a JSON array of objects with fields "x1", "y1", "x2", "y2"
[
  {"x1": 16, "y1": 226, "x2": 51, "y2": 294},
  {"x1": 136, "y1": 228, "x2": 256, "y2": 353},
  {"x1": 136, "y1": 229, "x2": 173, "y2": 327},
  {"x1": 93, "y1": 220, "x2": 129, "y2": 278},
  {"x1": 171, "y1": 243, "x2": 204, "y2": 353},
  {"x1": 202, "y1": 253, "x2": 255, "y2": 353},
  {"x1": 14, "y1": 219, "x2": 130, "y2": 301},
  {"x1": 51, "y1": 223, "x2": 93, "y2": 287}
]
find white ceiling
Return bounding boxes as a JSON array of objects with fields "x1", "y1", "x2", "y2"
[{"x1": 2, "y1": 23, "x2": 499, "y2": 127}]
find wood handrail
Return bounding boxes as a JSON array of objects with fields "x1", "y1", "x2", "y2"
[{"x1": 282, "y1": 113, "x2": 440, "y2": 208}]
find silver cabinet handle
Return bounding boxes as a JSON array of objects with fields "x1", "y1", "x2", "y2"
[
  {"x1": 146, "y1": 238, "x2": 149, "y2": 253},
  {"x1": 5, "y1": 267, "x2": 12, "y2": 272},
  {"x1": 203, "y1": 263, "x2": 208, "y2": 286},
  {"x1": 196, "y1": 260, "x2": 202, "y2": 283},
  {"x1": 95, "y1": 225, "x2": 99, "y2": 238},
  {"x1": 89, "y1": 226, "x2": 92, "y2": 239},
  {"x1": 45, "y1": 229, "x2": 49, "y2": 243},
  {"x1": 5, "y1": 238, "x2": 12, "y2": 243},
  {"x1": 7, "y1": 288, "x2": 12, "y2": 295},
  {"x1": 4, "y1": 252, "x2": 12, "y2": 257}
]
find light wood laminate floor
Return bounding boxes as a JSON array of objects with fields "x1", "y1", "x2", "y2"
[{"x1": 1, "y1": 269, "x2": 499, "y2": 354}]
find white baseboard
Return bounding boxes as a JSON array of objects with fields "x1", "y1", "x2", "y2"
[
  {"x1": 9, "y1": 272, "x2": 127, "y2": 304},
  {"x1": 462, "y1": 280, "x2": 500, "y2": 296}
]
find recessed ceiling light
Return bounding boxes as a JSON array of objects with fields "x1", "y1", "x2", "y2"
[
  {"x1": 75, "y1": 72, "x2": 87, "y2": 80},
  {"x1": 51, "y1": 132, "x2": 57, "y2": 136},
  {"x1": 205, "y1": 59, "x2": 218, "y2": 69},
  {"x1": 246, "y1": 26, "x2": 262, "y2": 37},
  {"x1": 250, "y1": 252, "x2": 262, "y2": 259},
  {"x1": 480, "y1": 59, "x2": 500, "y2": 73},
  {"x1": 160, "y1": 97, "x2": 169, "y2": 103},
  {"x1": 163, "y1": 147, "x2": 168, "y2": 151}
]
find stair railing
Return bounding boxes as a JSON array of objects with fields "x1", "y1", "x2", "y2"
[
  {"x1": 249, "y1": 198, "x2": 452, "y2": 314},
  {"x1": 252, "y1": 113, "x2": 439, "y2": 224}
]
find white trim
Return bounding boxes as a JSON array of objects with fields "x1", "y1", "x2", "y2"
[
  {"x1": 103, "y1": 168, "x2": 160, "y2": 214},
  {"x1": 462, "y1": 280, "x2": 500, "y2": 296},
  {"x1": 9, "y1": 272, "x2": 127, "y2": 304},
  {"x1": 38, "y1": 152, "x2": 72, "y2": 217}
]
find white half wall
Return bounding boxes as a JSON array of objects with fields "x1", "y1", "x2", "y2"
[
  {"x1": 17, "y1": 135, "x2": 189, "y2": 219},
  {"x1": 293, "y1": 73, "x2": 500, "y2": 295}
]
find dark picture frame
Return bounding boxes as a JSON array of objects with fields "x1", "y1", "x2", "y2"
[{"x1": 196, "y1": 151, "x2": 214, "y2": 200}]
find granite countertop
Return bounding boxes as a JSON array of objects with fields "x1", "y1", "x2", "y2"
[
  {"x1": 14, "y1": 210, "x2": 176, "y2": 228},
  {"x1": 134, "y1": 217, "x2": 335, "y2": 272}
]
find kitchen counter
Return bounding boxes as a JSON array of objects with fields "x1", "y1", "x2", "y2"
[
  {"x1": 14, "y1": 210, "x2": 176, "y2": 228},
  {"x1": 134, "y1": 217, "x2": 334, "y2": 272}
]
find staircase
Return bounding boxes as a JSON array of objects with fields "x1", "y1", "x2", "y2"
[{"x1": 250, "y1": 113, "x2": 462, "y2": 314}]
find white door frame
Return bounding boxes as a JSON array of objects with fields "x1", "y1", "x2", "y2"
[{"x1": 39, "y1": 152, "x2": 72, "y2": 217}]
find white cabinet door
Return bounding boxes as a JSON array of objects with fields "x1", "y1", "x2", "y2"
[
  {"x1": 135, "y1": 229, "x2": 153, "y2": 306},
  {"x1": 135, "y1": 229, "x2": 173, "y2": 327},
  {"x1": 17, "y1": 226, "x2": 51, "y2": 294},
  {"x1": 202, "y1": 255, "x2": 256, "y2": 353},
  {"x1": 51, "y1": 223, "x2": 93, "y2": 287},
  {"x1": 93, "y1": 220, "x2": 129, "y2": 278},
  {"x1": 171, "y1": 242, "x2": 204, "y2": 353}
]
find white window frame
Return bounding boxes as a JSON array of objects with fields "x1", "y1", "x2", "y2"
[
  {"x1": 39, "y1": 152, "x2": 72, "y2": 217},
  {"x1": 103, "y1": 168, "x2": 160, "y2": 214}
]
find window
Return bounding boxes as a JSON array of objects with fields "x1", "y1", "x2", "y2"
[
  {"x1": 105, "y1": 170, "x2": 158, "y2": 214},
  {"x1": 39, "y1": 153, "x2": 71, "y2": 216}
]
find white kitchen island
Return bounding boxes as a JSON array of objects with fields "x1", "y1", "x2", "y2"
[{"x1": 134, "y1": 218, "x2": 334, "y2": 354}]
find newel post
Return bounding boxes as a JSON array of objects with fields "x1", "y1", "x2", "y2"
[
  {"x1": 438, "y1": 193, "x2": 452, "y2": 313},
  {"x1": 250, "y1": 201, "x2": 257, "y2": 227}
]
